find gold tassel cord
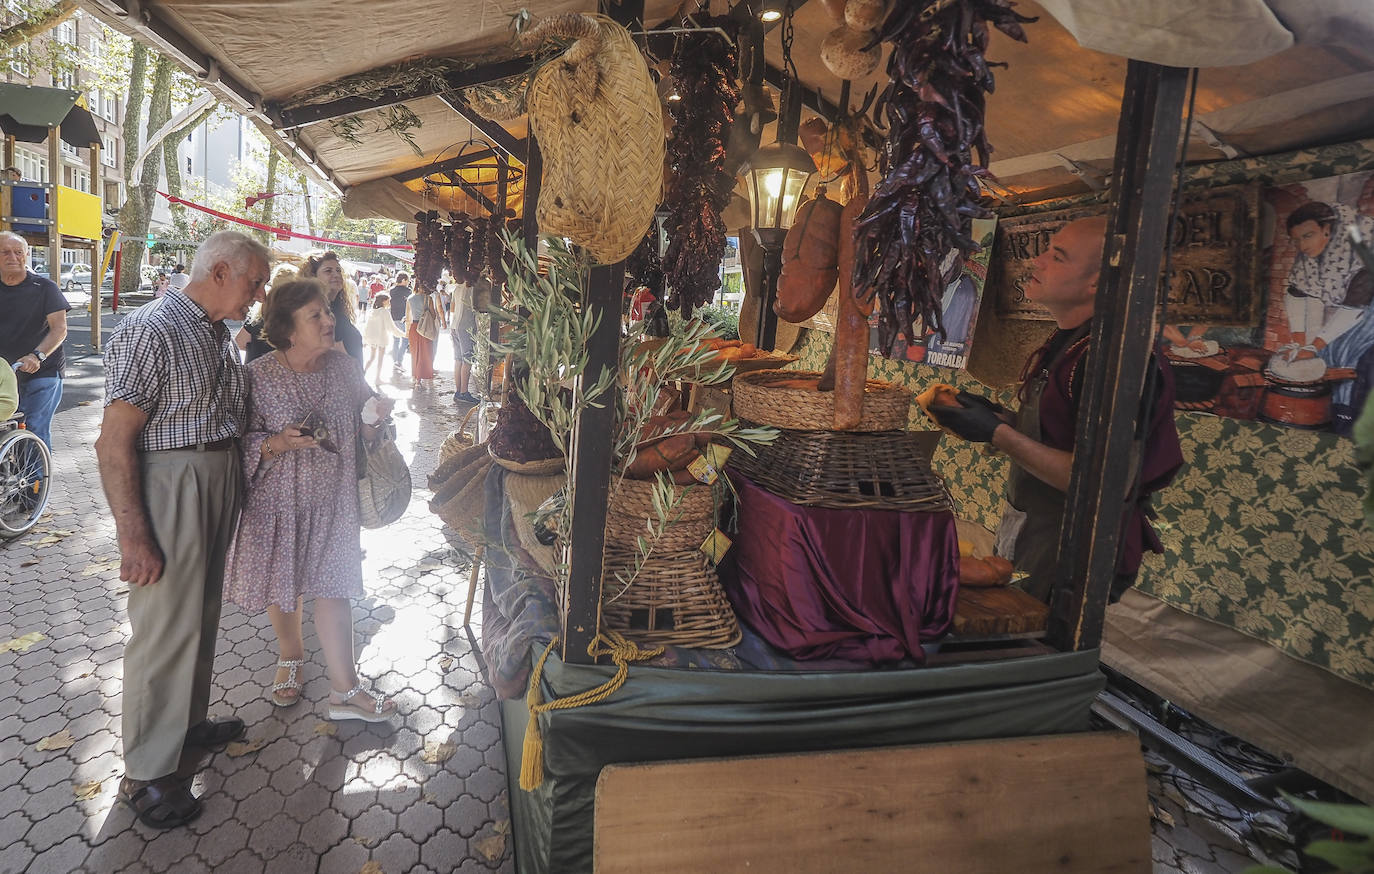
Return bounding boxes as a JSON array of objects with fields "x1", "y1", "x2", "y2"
[{"x1": 519, "y1": 630, "x2": 664, "y2": 791}]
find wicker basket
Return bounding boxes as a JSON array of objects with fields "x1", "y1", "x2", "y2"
[
  {"x1": 732, "y1": 370, "x2": 912, "y2": 432},
  {"x1": 600, "y1": 547, "x2": 742, "y2": 649},
  {"x1": 728, "y1": 424, "x2": 953, "y2": 512},
  {"x1": 608, "y1": 477, "x2": 715, "y2": 521},
  {"x1": 429, "y1": 440, "x2": 488, "y2": 490},
  {"x1": 489, "y1": 447, "x2": 565, "y2": 476},
  {"x1": 519, "y1": 13, "x2": 664, "y2": 264},
  {"x1": 431, "y1": 456, "x2": 492, "y2": 537}
]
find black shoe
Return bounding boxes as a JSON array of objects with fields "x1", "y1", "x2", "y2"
[{"x1": 184, "y1": 717, "x2": 246, "y2": 750}]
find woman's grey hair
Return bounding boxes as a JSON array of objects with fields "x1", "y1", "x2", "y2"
[{"x1": 189, "y1": 231, "x2": 269, "y2": 281}]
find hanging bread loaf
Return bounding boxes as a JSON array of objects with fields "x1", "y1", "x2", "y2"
[{"x1": 776, "y1": 189, "x2": 843, "y2": 323}]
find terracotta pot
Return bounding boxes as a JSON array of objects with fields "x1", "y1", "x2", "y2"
[{"x1": 1260, "y1": 378, "x2": 1331, "y2": 429}]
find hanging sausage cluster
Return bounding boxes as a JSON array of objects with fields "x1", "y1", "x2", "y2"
[
  {"x1": 412, "y1": 211, "x2": 447, "y2": 294},
  {"x1": 852, "y1": 0, "x2": 1033, "y2": 354},
  {"x1": 662, "y1": 19, "x2": 740, "y2": 315},
  {"x1": 447, "y1": 212, "x2": 472, "y2": 281}
]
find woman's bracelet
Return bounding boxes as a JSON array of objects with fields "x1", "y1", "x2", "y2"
[{"x1": 262, "y1": 437, "x2": 277, "y2": 458}]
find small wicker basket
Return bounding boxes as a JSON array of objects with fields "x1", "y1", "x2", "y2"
[
  {"x1": 732, "y1": 370, "x2": 912, "y2": 432},
  {"x1": 599, "y1": 546, "x2": 742, "y2": 649}
]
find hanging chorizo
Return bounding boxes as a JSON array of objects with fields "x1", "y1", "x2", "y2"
[{"x1": 775, "y1": 189, "x2": 843, "y2": 323}]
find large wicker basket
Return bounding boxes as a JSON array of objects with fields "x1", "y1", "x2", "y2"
[
  {"x1": 600, "y1": 546, "x2": 742, "y2": 649},
  {"x1": 728, "y1": 425, "x2": 953, "y2": 512},
  {"x1": 732, "y1": 370, "x2": 912, "y2": 431},
  {"x1": 605, "y1": 477, "x2": 716, "y2": 552},
  {"x1": 519, "y1": 13, "x2": 664, "y2": 264}
]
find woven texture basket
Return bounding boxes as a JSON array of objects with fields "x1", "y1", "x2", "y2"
[
  {"x1": 605, "y1": 477, "x2": 716, "y2": 551},
  {"x1": 728, "y1": 424, "x2": 953, "y2": 512},
  {"x1": 519, "y1": 13, "x2": 664, "y2": 264},
  {"x1": 732, "y1": 370, "x2": 912, "y2": 431},
  {"x1": 600, "y1": 546, "x2": 742, "y2": 649}
]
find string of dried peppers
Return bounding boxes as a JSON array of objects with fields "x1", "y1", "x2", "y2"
[
  {"x1": 852, "y1": 0, "x2": 1033, "y2": 354},
  {"x1": 662, "y1": 19, "x2": 740, "y2": 315}
]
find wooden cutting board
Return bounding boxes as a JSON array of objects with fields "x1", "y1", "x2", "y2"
[{"x1": 953, "y1": 586, "x2": 1050, "y2": 636}]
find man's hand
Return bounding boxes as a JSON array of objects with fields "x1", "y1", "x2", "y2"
[
  {"x1": 15, "y1": 354, "x2": 40, "y2": 374},
  {"x1": 118, "y1": 532, "x2": 165, "y2": 587},
  {"x1": 928, "y1": 391, "x2": 1011, "y2": 443}
]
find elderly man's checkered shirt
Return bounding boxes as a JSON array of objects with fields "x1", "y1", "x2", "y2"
[{"x1": 103, "y1": 290, "x2": 247, "y2": 451}]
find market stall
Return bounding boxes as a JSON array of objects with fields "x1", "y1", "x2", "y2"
[{"x1": 81, "y1": 0, "x2": 1374, "y2": 868}]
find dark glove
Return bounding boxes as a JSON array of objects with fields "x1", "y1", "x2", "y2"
[{"x1": 927, "y1": 391, "x2": 1010, "y2": 443}]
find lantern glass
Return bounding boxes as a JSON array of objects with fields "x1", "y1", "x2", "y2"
[{"x1": 741, "y1": 142, "x2": 817, "y2": 236}]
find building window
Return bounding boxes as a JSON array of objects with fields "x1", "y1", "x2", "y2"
[
  {"x1": 8, "y1": 50, "x2": 28, "y2": 78},
  {"x1": 57, "y1": 69, "x2": 75, "y2": 89},
  {"x1": 70, "y1": 169, "x2": 90, "y2": 193},
  {"x1": 57, "y1": 21, "x2": 76, "y2": 45},
  {"x1": 16, "y1": 151, "x2": 46, "y2": 183},
  {"x1": 102, "y1": 136, "x2": 116, "y2": 167},
  {"x1": 61, "y1": 140, "x2": 79, "y2": 158},
  {"x1": 104, "y1": 180, "x2": 122, "y2": 205}
]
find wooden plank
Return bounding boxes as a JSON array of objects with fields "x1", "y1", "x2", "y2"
[
  {"x1": 595, "y1": 732, "x2": 1151, "y2": 874},
  {"x1": 953, "y1": 586, "x2": 1049, "y2": 636},
  {"x1": 924, "y1": 639, "x2": 1056, "y2": 666},
  {"x1": 1048, "y1": 62, "x2": 1190, "y2": 652}
]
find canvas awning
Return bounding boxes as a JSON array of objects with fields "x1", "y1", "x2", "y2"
[
  {"x1": 78, "y1": 0, "x2": 1374, "y2": 219},
  {"x1": 0, "y1": 84, "x2": 102, "y2": 148}
]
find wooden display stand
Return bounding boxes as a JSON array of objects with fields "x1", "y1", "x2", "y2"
[{"x1": 594, "y1": 731, "x2": 1151, "y2": 873}]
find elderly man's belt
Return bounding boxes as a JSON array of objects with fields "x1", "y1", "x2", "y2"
[{"x1": 168, "y1": 437, "x2": 236, "y2": 452}]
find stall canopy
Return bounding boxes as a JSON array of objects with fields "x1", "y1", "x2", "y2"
[
  {"x1": 0, "y1": 84, "x2": 102, "y2": 148},
  {"x1": 79, "y1": 0, "x2": 1374, "y2": 223}
]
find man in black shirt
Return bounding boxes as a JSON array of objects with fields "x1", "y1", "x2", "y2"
[
  {"x1": 388, "y1": 272, "x2": 411, "y2": 369},
  {"x1": 0, "y1": 231, "x2": 69, "y2": 448}
]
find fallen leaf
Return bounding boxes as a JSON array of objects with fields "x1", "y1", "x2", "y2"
[
  {"x1": 82, "y1": 560, "x2": 122, "y2": 577},
  {"x1": 313, "y1": 722, "x2": 338, "y2": 737},
  {"x1": 77, "y1": 400, "x2": 93, "y2": 406},
  {"x1": 19, "y1": 560, "x2": 38, "y2": 568},
  {"x1": 473, "y1": 833, "x2": 505, "y2": 862},
  {"x1": 73, "y1": 780, "x2": 101, "y2": 800},
  {"x1": 36, "y1": 729, "x2": 75, "y2": 752},
  {"x1": 359, "y1": 863, "x2": 382, "y2": 874},
  {"x1": 493, "y1": 818, "x2": 511, "y2": 835},
  {"x1": 1149, "y1": 800, "x2": 1175, "y2": 828},
  {"x1": 438, "y1": 656, "x2": 454, "y2": 671},
  {"x1": 225, "y1": 738, "x2": 268, "y2": 757},
  {"x1": 31, "y1": 535, "x2": 60, "y2": 546},
  {"x1": 353, "y1": 836, "x2": 378, "y2": 848},
  {"x1": 422, "y1": 793, "x2": 436, "y2": 804},
  {"x1": 0, "y1": 632, "x2": 45, "y2": 653},
  {"x1": 456, "y1": 694, "x2": 481, "y2": 709},
  {"x1": 421, "y1": 740, "x2": 457, "y2": 764}
]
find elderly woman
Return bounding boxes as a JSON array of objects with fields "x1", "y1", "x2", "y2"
[
  {"x1": 224, "y1": 279, "x2": 396, "y2": 722},
  {"x1": 301, "y1": 250, "x2": 364, "y2": 363}
]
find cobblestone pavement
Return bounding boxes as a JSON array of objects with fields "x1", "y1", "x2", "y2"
[
  {"x1": 0, "y1": 361, "x2": 511, "y2": 874},
  {"x1": 0, "y1": 347, "x2": 1288, "y2": 874}
]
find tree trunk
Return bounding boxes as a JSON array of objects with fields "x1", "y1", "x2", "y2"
[
  {"x1": 163, "y1": 105, "x2": 217, "y2": 237},
  {"x1": 116, "y1": 53, "x2": 174, "y2": 295},
  {"x1": 259, "y1": 148, "x2": 281, "y2": 246},
  {"x1": 0, "y1": 0, "x2": 79, "y2": 51}
]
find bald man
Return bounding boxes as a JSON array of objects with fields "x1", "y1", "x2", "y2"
[{"x1": 930, "y1": 217, "x2": 1183, "y2": 603}]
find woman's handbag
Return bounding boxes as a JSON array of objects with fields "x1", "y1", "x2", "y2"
[
  {"x1": 416, "y1": 294, "x2": 441, "y2": 341},
  {"x1": 357, "y1": 421, "x2": 411, "y2": 528}
]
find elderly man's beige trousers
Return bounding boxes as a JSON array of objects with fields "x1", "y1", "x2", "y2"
[{"x1": 122, "y1": 448, "x2": 241, "y2": 781}]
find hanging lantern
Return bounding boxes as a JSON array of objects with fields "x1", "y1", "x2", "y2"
[{"x1": 738, "y1": 142, "x2": 817, "y2": 248}]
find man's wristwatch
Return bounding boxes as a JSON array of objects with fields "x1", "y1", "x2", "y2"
[{"x1": 31, "y1": 350, "x2": 46, "y2": 363}]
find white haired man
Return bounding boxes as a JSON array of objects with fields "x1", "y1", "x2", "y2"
[
  {"x1": 95, "y1": 230, "x2": 270, "y2": 829},
  {"x1": 0, "y1": 230, "x2": 69, "y2": 448}
]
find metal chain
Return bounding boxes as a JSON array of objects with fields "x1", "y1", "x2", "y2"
[{"x1": 781, "y1": 0, "x2": 798, "y2": 82}]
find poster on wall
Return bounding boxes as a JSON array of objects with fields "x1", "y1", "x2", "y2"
[
  {"x1": 1166, "y1": 171, "x2": 1374, "y2": 436},
  {"x1": 874, "y1": 217, "x2": 997, "y2": 370}
]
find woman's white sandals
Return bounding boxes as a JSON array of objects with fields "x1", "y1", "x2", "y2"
[
  {"x1": 327, "y1": 684, "x2": 396, "y2": 723},
  {"x1": 271, "y1": 659, "x2": 305, "y2": 707}
]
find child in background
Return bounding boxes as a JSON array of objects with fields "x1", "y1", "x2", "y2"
[{"x1": 362, "y1": 292, "x2": 404, "y2": 385}]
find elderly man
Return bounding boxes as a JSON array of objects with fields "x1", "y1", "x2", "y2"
[
  {"x1": 930, "y1": 216, "x2": 1183, "y2": 604},
  {"x1": 95, "y1": 230, "x2": 269, "y2": 829},
  {"x1": 0, "y1": 230, "x2": 69, "y2": 448}
]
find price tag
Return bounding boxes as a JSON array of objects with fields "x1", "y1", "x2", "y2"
[{"x1": 700, "y1": 528, "x2": 732, "y2": 563}]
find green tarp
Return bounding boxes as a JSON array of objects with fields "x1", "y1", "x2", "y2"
[
  {"x1": 0, "y1": 84, "x2": 101, "y2": 148},
  {"x1": 502, "y1": 646, "x2": 1106, "y2": 873}
]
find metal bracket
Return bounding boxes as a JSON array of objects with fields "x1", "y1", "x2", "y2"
[
  {"x1": 1053, "y1": 152, "x2": 1109, "y2": 190},
  {"x1": 1191, "y1": 120, "x2": 1246, "y2": 159}
]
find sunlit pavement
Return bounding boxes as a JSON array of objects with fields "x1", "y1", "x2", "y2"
[{"x1": 0, "y1": 347, "x2": 511, "y2": 873}]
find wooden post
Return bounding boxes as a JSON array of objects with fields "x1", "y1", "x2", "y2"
[
  {"x1": 523, "y1": 137, "x2": 542, "y2": 250},
  {"x1": 1047, "y1": 61, "x2": 1190, "y2": 652},
  {"x1": 47, "y1": 126, "x2": 61, "y2": 280},
  {"x1": 89, "y1": 140, "x2": 103, "y2": 349},
  {"x1": 1, "y1": 134, "x2": 13, "y2": 233}
]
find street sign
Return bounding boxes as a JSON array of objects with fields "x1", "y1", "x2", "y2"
[{"x1": 276, "y1": 223, "x2": 291, "y2": 241}]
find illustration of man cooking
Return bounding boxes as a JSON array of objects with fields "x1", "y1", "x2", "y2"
[{"x1": 1277, "y1": 200, "x2": 1374, "y2": 432}]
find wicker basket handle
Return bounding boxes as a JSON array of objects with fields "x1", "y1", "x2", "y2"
[{"x1": 518, "y1": 13, "x2": 603, "y2": 104}]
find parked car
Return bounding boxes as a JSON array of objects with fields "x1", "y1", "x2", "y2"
[{"x1": 29, "y1": 263, "x2": 84, "y2": 294}]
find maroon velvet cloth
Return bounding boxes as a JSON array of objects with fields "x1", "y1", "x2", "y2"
[{"x1": 723, "y1": 472, "x2": 961, "y2": 665}]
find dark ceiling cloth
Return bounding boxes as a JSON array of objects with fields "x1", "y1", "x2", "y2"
[{"x1": 722, "y1": 471, "x2": 960, "y2": 665}]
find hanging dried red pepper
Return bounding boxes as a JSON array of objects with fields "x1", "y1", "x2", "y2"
[
  {"x1": 662, "y1": 18, "x2": 740, "y2": 316},
  {"x1": 447, "y1": 212, "x2": 472, "y2": 281},
  {"x1": 412, "y1": 210, "x2": 448, "y2": 293},
  {"x1": 852, "y1": 0, "x2": 1033, "y2": 354}
]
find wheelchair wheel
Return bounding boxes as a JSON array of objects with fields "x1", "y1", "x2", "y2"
[{"x1": 0, "y1": 429, "x2": 51, "y2": 539}]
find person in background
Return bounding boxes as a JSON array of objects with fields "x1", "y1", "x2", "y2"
[
  {"x1": 3, "y1": 167, "x2": 21, "y2": 182},
  {"x1": 153, "y1": 272, "x2": 169, "y2": 299},
  {"x1": 388, "y1": 273, "x2": 411, "y2": 371},
  {"x1": 236, "y1": 263, "x2": 299, "y2": 364},
  {"x1": 0, "y1": 230, "x2": 69, "y2": 449},
  {"x1": 301, "y1": 251, "x2": 364, "y2": 363},
  {"x1": 223, "y1": 279, "x2": 396, "y2": 723},
  {"x1": 95, "y1": 230, "x2": 270, "y2": 829},
  {"x1": 0, "y1": 356, "x2": 18, "y2": 421},
  {"x1": 368, "y1": 274, "x2": 385, "y2": 303},
  {"x1": 362, "y1": 292, "x2": 404, "y2": 385},
  {"x1": 929, "y1": 216, "x2": 1183, "y2": 604},
  {"x1": 167, "y1": 263, "x2": 190, "y2": 293},
  {"x1": 406, "y1": 281, "x2": 440, "y2": 391},
  {"x1": 450, "y1": 276, "x2": 479, "y2": 404}
]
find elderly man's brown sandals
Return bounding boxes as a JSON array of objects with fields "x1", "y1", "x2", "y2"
[{"x1": 118, "y1": 776, "x2": 202, "y2": 829}]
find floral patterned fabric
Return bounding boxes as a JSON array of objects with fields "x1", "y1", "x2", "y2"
[{"x1": 791, "y1": 329, "x2": 1374, "y2": 691}]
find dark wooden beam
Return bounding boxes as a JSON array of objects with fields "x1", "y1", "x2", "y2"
[
  {"x1": 392, "y1": 148, "x2": 496, "y2": 183},
  {"x1": 523, "y1": 137, "x2": 543, "y2": 248},
  {"x1": 271, "y1": 57, "x2": 533, "y2": 131},
  {"x1": 1047, "y1": 61, "x2": 1190, "y2": 652},
  {"x1": 437, "y1": 92, "x2": 526, "y2": 160},
  {"x1": 762, "y1": 63, "x2": 883, "y2": 152}
]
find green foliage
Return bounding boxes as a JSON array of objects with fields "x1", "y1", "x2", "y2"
[
  {"x1": 1245, "y1": 795, "x2": 1374, "y2": 874},
  {"x1": 695, "y1": 303, "x2": 739, "y2": 341}
]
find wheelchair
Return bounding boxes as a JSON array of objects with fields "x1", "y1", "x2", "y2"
[{"x1": 0, "y1": 412, "x2": 51, "y2": 539}]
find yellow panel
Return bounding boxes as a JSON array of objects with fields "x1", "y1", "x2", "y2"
[{"x1": 55, "y1": 185, "x2": 101, "y2": 241}]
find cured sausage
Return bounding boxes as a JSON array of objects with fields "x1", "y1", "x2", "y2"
[
  {"x1": 959, "y1": 556, "x2": 1003, "y2": 587},
  {"x1": 832, "y1": 190, "x2": 870, "y2": 429},
  {"x1": 776, "y1": 190, "x2": 843, "y2": 323}
]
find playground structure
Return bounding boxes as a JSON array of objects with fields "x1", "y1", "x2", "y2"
[{"x1": 1, "y1": 84, "x2": 107, "y2": 347}]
